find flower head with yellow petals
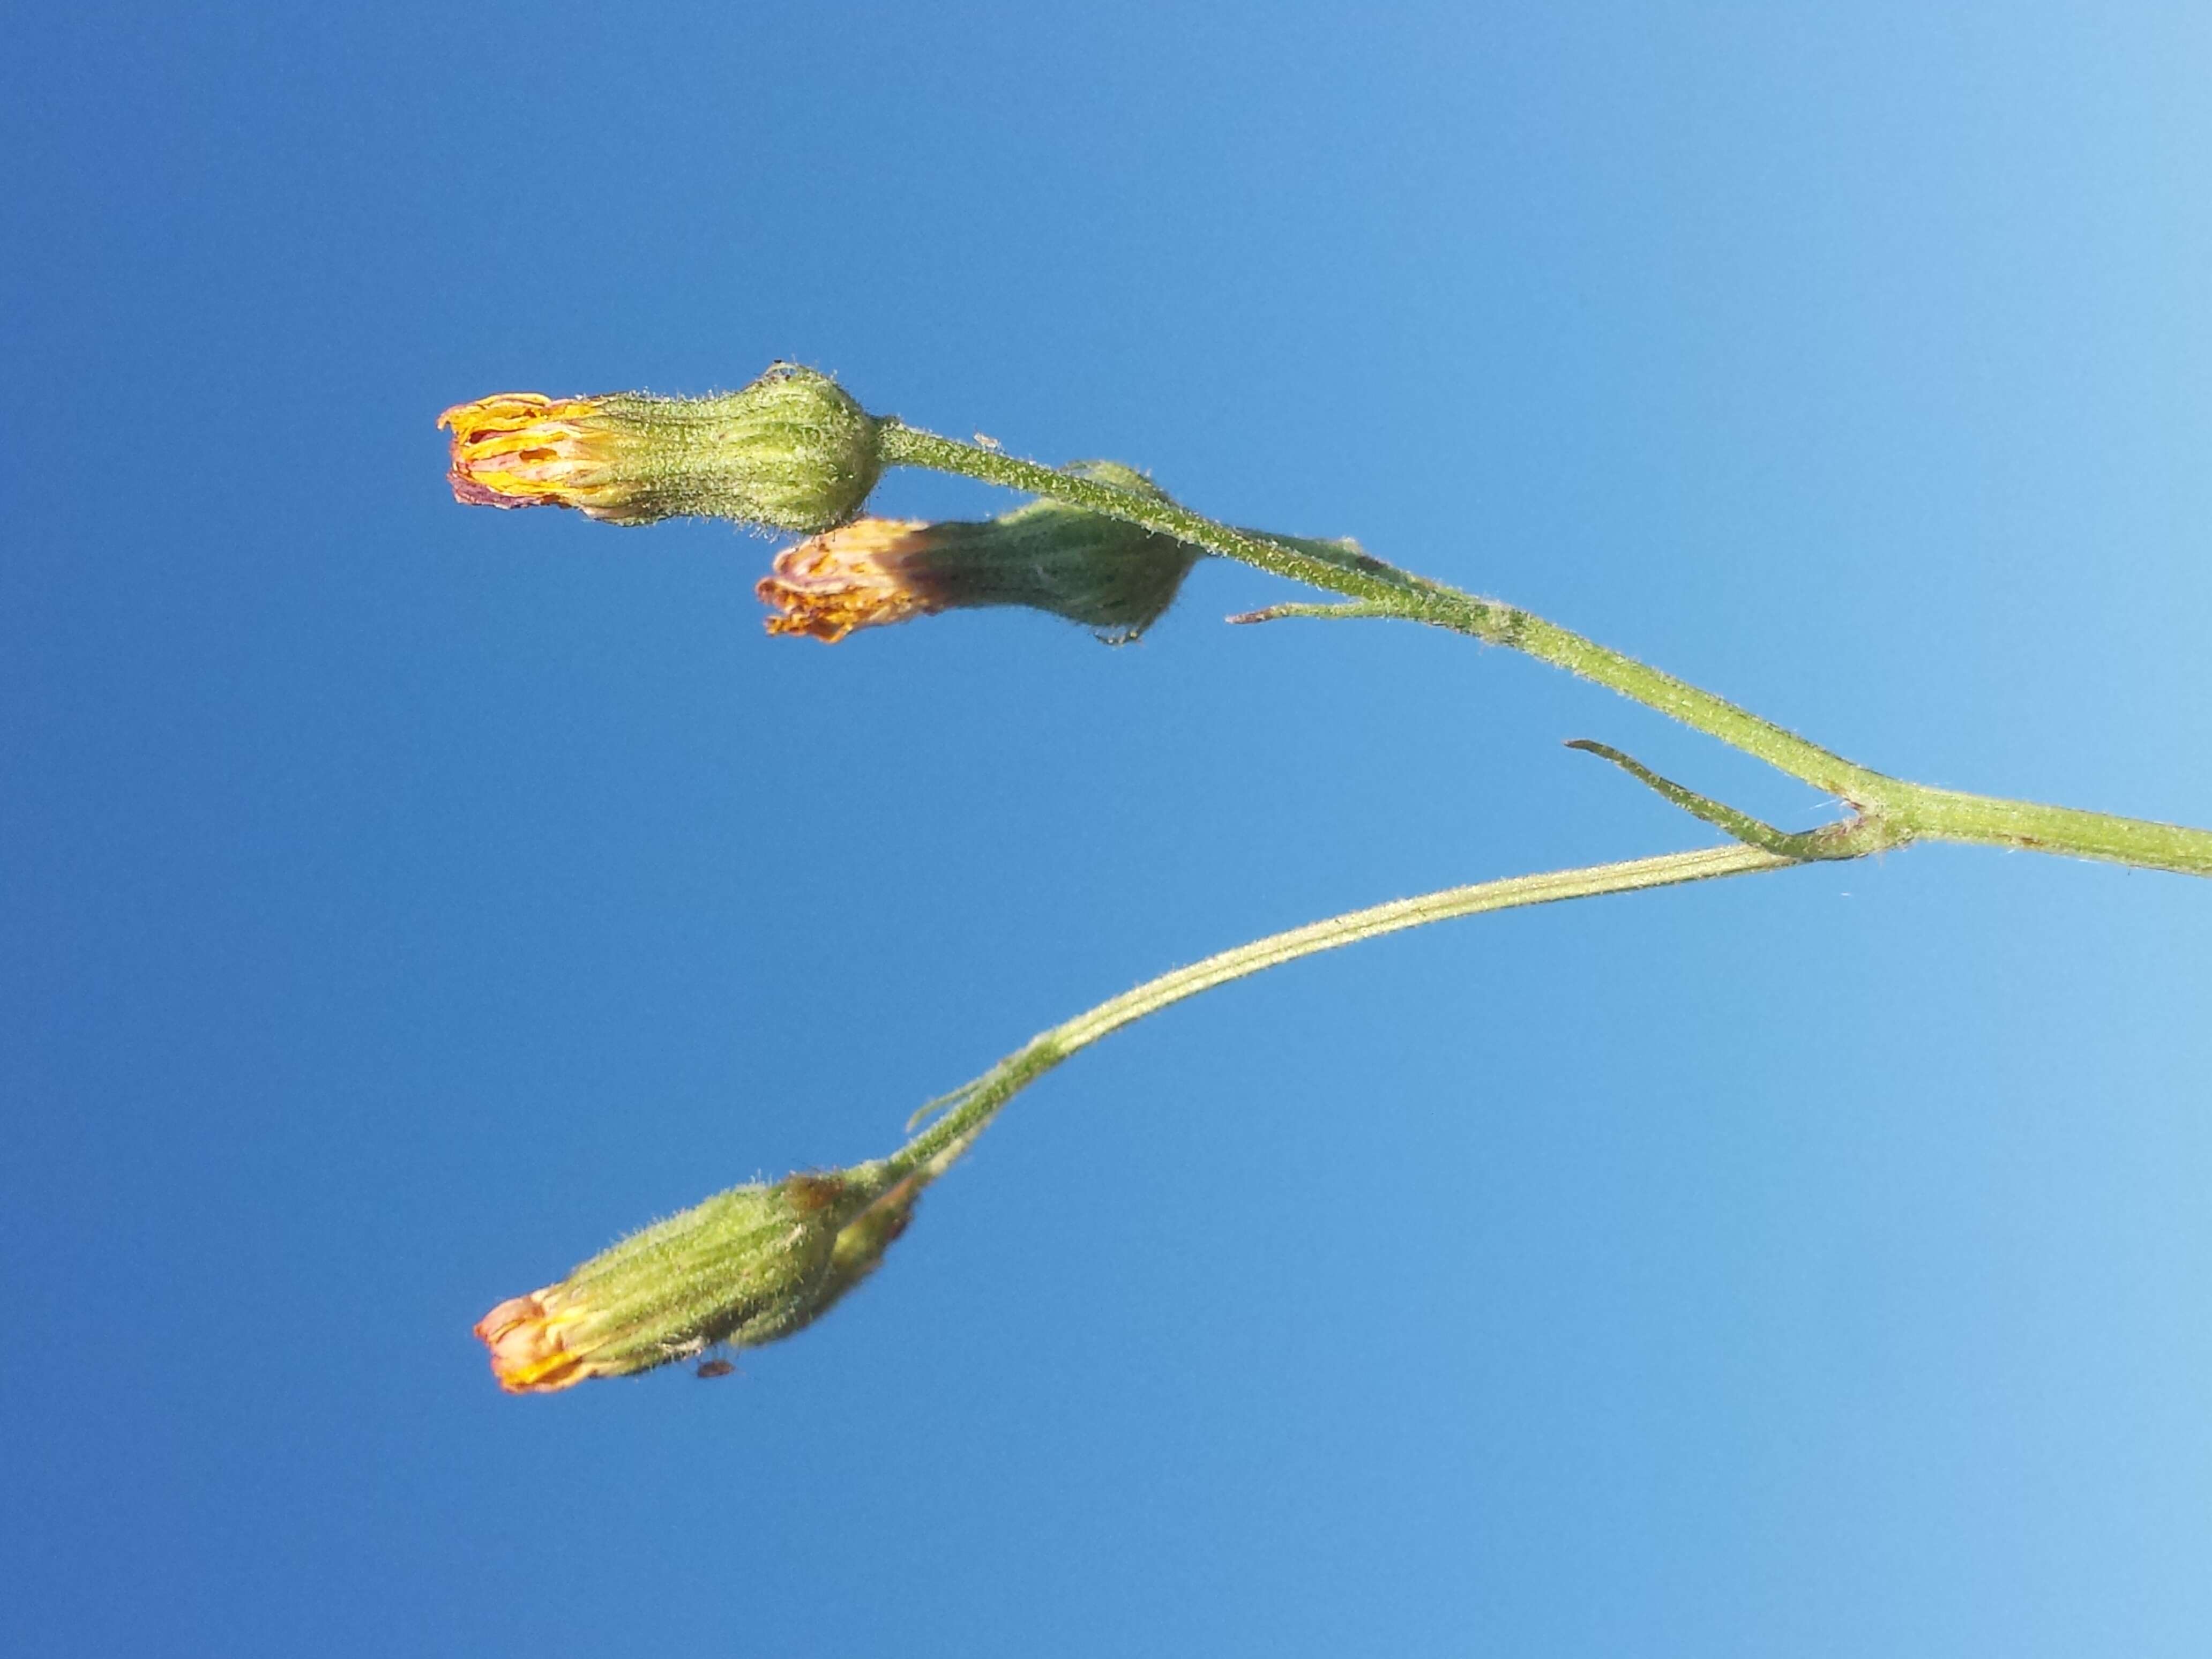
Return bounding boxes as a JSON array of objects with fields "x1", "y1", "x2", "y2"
[
  {"x1": 439, "y1": 394, "x2": 640, "y2": 522},
  {"x1": 439, "y1": 364, "x2": 883, "y2": 533}
]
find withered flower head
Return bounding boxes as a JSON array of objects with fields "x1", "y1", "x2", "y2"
[
  {"x1": 757, "y1": 518, "x2": 944, "y2": 641},
  {"x1": 474, "y1": 1170, "x2": 874, "y2": 1395},
  {"x1": 439, "y1": 364, "x2": 882, "y2": 533},
  {"x1": 757, "y1": 461, "x2": 1202, "y2": 644}
]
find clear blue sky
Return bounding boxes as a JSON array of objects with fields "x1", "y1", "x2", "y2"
[{"x1": 5, "y1": 3, "x2": 2210, "y2": 1654}]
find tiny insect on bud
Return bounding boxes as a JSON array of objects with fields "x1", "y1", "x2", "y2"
[
  {"x1": 756, "y1": 461, "x2": 1202, "y2": 643},
  {"x1": 439, "y1": 363, "x2": 882, "y2": 533}
]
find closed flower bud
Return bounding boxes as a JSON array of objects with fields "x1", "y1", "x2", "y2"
[
  {"x1": 474, "y1": 1168, "x2": 888, "y2": 1394},
  {"x1": 756, "y1": 461, "x2": 1201, "y2": 642},
  {"x1": 440, "y1": 363, "x2": 881, "y2": 533}
]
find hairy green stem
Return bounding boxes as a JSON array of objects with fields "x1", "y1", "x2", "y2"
[
  {"x1": 879, "y1": 421, "x2": 1875, "y2": 796},
  {"x1": 884, "y1": 842, "x2": 1791, "y2": 1184},
  {"x1": 875, "y1": 419, "x2": 2212, "y2": 879},
  {"x1": 1900, "y1": 786, "x2": 2212, "y2": 873}
]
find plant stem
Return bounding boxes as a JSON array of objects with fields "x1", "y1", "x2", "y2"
[
  {"x1": 878, "y1": 421, "x2": 1878, "y2": 798},
  {"x1": 883, "y1": 842, "x2": 1792, "y2": 1184},
  {"x1": 1894, "y1": 784, "x2": 2212, "y2": 875},
  {"x1": 875, "y1": 419, "x2": 2212, "y2": 879}
]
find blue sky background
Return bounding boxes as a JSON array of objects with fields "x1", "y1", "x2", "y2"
[{"x1": 5, "y1": 3, "x2": 2210, "y2": 1653}]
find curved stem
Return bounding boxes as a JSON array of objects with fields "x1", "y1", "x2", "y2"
[
  {"x1": 878, "y1": 420, "x2": 1879, "y2": 798},
  {"x1": 875, "y1": 419, "x2": 2212, "y2": 879},
  {"x1": 884, "y1": 842, "x2": 1793, "y2": 1184}
]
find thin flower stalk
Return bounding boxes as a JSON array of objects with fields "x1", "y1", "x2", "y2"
[{"x1": 475, "y1": 841, "x2": 1788, "y2": 1391}]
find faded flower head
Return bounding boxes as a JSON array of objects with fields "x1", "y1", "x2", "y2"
[
  {"x1": 757, "y1": 461, "x2": 1201, "y2": 643},
  {"x1": 757, "y1": 517, "x2": 944, "y2": 641},
  {"x1": 440, "y1": 364, "x2": 882, "y2": 533}
]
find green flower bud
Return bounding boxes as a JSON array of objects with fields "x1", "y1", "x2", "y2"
[
  {"x1": 473, "y1": 1169, "x2": 885, "y2": 1393},
  {"x1": 755, "y1": 461, "x2": 1201, "y2": 642},
  {"x1": 439, "y1": 363, "x2": 881, "y2": 533}
]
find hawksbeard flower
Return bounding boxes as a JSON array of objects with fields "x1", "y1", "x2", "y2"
[
  {"x1": 439, "y1": 395, "x2": 637, "y2": 520},
  {"x1": 439, "y1": 364, "x2": 883, "y2": 533},
  {"x1": 473, "y1": 1170, "x2": 885, "y2": 1395}
]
